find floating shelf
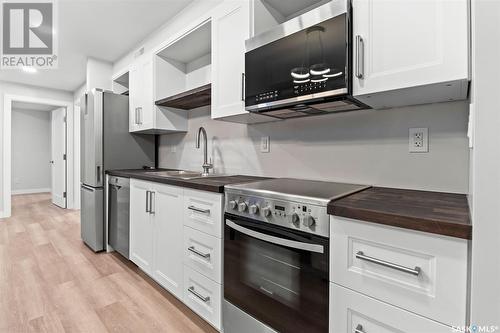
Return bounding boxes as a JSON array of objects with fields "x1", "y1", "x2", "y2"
[{"x1": 155, "y1": 84, "x2": 211, "y2": 110}]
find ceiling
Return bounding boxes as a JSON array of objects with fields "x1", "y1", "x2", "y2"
[
  {"x1": 12, "y1": 101, "x2": 60, "y2": 112},
  {"x1": 0, "y1": 0, "x2": 195, "y2": 92}
]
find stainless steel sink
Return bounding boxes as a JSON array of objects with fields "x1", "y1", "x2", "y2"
[{"x1": 146, "y1": 170, "x2": 231, "y2": 180}]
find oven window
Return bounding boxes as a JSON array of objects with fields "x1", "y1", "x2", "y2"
[{"x1": 224, "y1": 217, "x2": 329, "y2": 333}]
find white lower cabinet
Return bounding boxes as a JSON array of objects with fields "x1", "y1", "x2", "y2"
[
  {"x1": 152, "y1": 183, "x2": 184, "y2": 299},
  {"x1": 183, "y1": 265, "x2": 222, "y2": 330},
  {"x1": 330, "y1": 216, "x2": 468, "y2": 327},
  {"x1": 184, "y1": 226, "x2": 222, "y2": 283},
  {"x1": 129, "y1": 179, "x2": 184, "y2": 298},
  {"x1": 131, "y1": 181, "x2": 223, "y2": 330},
  {"x1": 183, "y1": 189, "x2": 223, "y2": 330},
  {"x1": 129, "y1": 179, "x2": 154, "y2": 275},
  {"x1": 330, "y1": 283, "x2": 451, "y2": 333}
]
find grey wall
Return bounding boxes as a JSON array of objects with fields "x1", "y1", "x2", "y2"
[
  {"x1": 11, "y1": 108, "x2": 51, "y2": 193},
  {"x1": 159, "y1": 101, "x2": 469, "y2": 193}
]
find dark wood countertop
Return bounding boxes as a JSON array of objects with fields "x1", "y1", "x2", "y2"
[
  {"x1": 106, "y1": 169, "x2": 270, "y2": 193},
  {"x1": 328, "y1": 187, "x2": 472, "y2": 239}
]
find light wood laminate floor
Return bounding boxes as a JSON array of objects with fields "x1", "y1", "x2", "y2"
[{"x1": 0, "y1": 193, "x2": 217, "y2": 333}]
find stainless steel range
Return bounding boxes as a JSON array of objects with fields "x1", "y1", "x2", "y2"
[{"x1": 223, "y1": 178, "x2": 369, "y2": 333}]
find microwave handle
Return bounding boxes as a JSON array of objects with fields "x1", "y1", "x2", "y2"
[
  {"x1": 241, "y1": 73, "x2": 245, "y2": 102},
  {"x1": 226, "y1": 219, "x2": 324, "y2": 253},
  {"x1": 355, "y1": 35, "x2": 364, "y2": 79}
]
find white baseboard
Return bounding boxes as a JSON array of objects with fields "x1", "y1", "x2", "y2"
[{"x1": 12, "y1": 188, "x2": 51, "y2": 195}]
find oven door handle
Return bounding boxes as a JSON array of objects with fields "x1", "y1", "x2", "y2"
[{"x1": 226, "y1": 220, "x2": 324, "y2": 253}]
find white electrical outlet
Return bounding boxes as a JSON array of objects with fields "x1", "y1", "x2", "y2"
[
  {"x1": 409, "y1": 128, "x2": 428, "y2": 153},
  {"x1": 260, "y1": 136, "x2": 270, "y2": 153}
]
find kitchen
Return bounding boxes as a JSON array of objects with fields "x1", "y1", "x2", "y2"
[{"x1": 0, "y1": 0, "x2": 498, "y2": 332}]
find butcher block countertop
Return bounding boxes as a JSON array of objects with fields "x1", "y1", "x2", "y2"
[{"x1": 328, "y1": 187, "x2": 471, "y2": 239}]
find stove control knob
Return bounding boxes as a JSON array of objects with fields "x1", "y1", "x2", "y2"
[
  {"x1": 229, "y1": 200, "x2": 237, "y2": 210},
  {"x1": 291, "y1": 213, "x2": 300, "y2": 225},
  {"x1": 262, "y1": 206, "x2": 272, "y2": 217},
  {"x1": 303, "y1": 215, "x2": 315, "y2": 227},
  {"x1": 238, "y1": 202, "x2": 248, "y2": 213},
  {"x1": 249, "y1": 204, "x2": 259, "y2": 215}
]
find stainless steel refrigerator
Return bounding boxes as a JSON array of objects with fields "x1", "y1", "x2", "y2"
[{"x1": 81, "y1": 88, "x2": 155, "y2": 252}]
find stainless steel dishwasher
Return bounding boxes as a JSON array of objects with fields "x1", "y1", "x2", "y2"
[{"x1": 108, "y1": 176, "x2": 130, "y2": 258}]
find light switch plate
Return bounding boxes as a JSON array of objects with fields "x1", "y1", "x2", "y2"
[
  {"x1": 260, "y1": 136, "x2": 270, "y2": 153},
  {"x1": 409, "y1": 128, "x2": 428, "y2": 153}
]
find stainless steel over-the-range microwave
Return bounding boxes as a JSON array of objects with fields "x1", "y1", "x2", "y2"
[{"x1": 244, "y1": 1, "x2": 367, "y2": 119}]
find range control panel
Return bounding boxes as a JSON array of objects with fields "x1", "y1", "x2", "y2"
[{"x1": 224, "y1": 192, "x2": 329, "y2": 238}]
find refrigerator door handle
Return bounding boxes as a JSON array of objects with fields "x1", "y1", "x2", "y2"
[
  {"x1": 81, "y1": 184, "x2": 95, "y2": 192},
  {"x1": 96, "y1": 166, "x2": 101, "y2": 184}
]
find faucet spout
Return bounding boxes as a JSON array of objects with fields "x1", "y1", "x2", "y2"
[{"x1": 195, "y1": 127, "x2": 212, "y2": 176}]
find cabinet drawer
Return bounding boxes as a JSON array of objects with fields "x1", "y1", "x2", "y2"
[
  {"x1": 330, "y1": 283, "x2": 451, "y2": 333},
  {"x1": 183, "y1": 265, "x2": 221, "y2": 330},
  {"x1": 183, "y1": 226, "x2": 222, "y2": 283},
  {"x1": 183, "y1": 189, "x2": 223, "y2": 238},
  {"x1": 330, "y1": 216, "x2": 468, "y2": 326}
]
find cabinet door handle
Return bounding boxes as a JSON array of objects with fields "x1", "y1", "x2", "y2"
[
  {"x1": 188, "y1": 205, "x2": 210, "y2": 214},
  {"x1": 354, "y1": 324, "x2": 365, "y2": 333},
  {"x1": 188, "y1": 246, "x2": 210, "y2": 259},
  {"x1": 355, "y1": 35, "x2": 364, "y2": 79},
  {"x1": 135, "y1": 107, "x2": 138, "y2": 125},
  {"x1": 356, "y1": 251, "x2": 421, "y2": 276},
  {"x1": 145, "y1": 191, "x2": 150, "y2": 213},
  {"x1": 241, "y1": 72, "x2": 245, "y2": 102},
  {"x1": 188, "y1": 286, "x2": 210, "y2": 302},
  {"x1": 149, "y1": 191, "x2": 155, "y2": 214},
  {"x1": 137, "y1": 107, "x2": 142, "y2": 125}
]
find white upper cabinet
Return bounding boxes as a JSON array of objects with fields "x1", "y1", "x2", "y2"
[
  {"x1": 129, "y1": 55, "x2": 156, "y2": 132},
  {"x1": 128, "y1": 51, "x2": 188, "y2": 134},
  {"x1": 211, "y1": 1, "x2": 251, "y2": 121},
  {"x1": 352, "y1": 0, "x2": 469, "y2": 109}
]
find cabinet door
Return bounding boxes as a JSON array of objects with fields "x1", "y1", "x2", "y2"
[
  {"x1": 138, "y1": 58, "x2": 154, "y2": 130},
  {"x1": 129, "y1": 57, "x2": 154, "y2": 132},
  {"x1": 129, "y1": 179, "x2": 153, "y2": 275},
  {"x1": 128, "y1": 64, "x2": 140, "y2": 132},
  {"x1": 352, "y1": 0, "x2": 468, "y2": 98},
  {"x1": 152, "y1": 183, "x2": 184, "y2": 299},
  {"x1": 211, "y1": 1, "x2": 250, "y2": 119}
]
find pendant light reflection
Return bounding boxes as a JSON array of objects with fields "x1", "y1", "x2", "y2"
[
  {"x1": 291, "y1": 67, "x2": 310, "y2": 79},
  {"x1": 309, "y1": 63, "x2": 330, "y2": 76},
  {"x1": 293, "y1": 78, "x2": 310, "y2": 84},
  {"x1": 323, "y1": 71, "x2": 343, "y2": 78},
  {"x1": 311, "y1": 77, "x2": 328, "y2": 83}
]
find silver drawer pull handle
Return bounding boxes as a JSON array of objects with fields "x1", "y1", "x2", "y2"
[
  {"x1": 355, "y1": 324, "x2": 365, "y2": 333},
  {"x1": 188, "y1": 286, "x2": 210, "y2": 302},
  {"x1": 188, "y1": 205, "x2": 210, "y2": 214},
  {"x1": 356, "y1": 251, "x2": 421, "y2": 276},
  {"x1": 188, "y1": 246, "x2": 210, "y2": 259}
]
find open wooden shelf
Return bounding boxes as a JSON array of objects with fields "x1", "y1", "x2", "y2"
[{"x1": 155, "y1": 84, "x2": 211, "y2": 110}]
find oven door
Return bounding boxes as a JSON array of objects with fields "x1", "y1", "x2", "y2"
[{"x1": 224, "y1": 214, "x2": 329, "y2": 333}]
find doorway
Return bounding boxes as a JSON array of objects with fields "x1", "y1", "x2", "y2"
[
  {"x1": 3, "y1": 95, "x2": 73, "y2": 218},
  {"x1": 10, "y1": 102, "x2": 67, "y2": 208}
]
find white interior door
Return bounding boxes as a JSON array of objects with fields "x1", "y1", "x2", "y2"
[{"x1": 51, "y1": 107, "x2": 67, "y2": 208}]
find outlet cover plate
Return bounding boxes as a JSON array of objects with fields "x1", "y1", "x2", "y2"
[
  {"x1": 260, "y1": 136, "x2": 270, "y2": 153},
  {"x1": 409, "y1": 128, "x2": 428, "y2": 153}
]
